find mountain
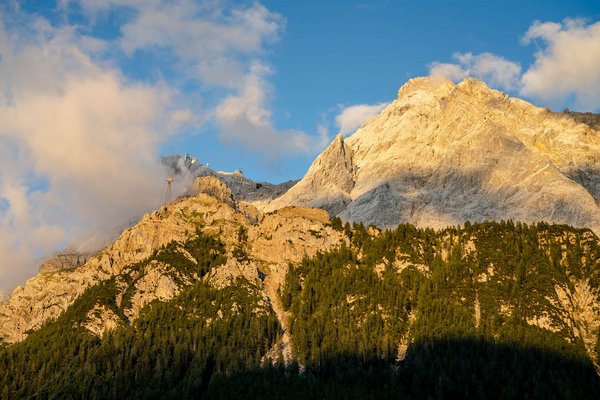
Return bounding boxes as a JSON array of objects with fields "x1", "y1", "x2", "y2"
[
  {"x1": 266, "y1": 77, "x2": 600, "y2": 233},
  {"x1": 27, "y1": 156, "x2": 297, "y2": 278},
  {"x1": 1, "y1": 78, "x2": 600, "y2": 398},
  {"x1": 1, "y1": 189, "x2": 599, "y2": 397}
]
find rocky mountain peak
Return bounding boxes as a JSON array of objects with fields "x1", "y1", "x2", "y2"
[
  {"x1": 187, "y1": 176, "x2": 237, "y2": 209},
  {"x1": 396, "y1": 76, "x2": 454, "y2": 98},
  {"x1": 265, "y1": 77, "x2": 600, "y2": 233}
]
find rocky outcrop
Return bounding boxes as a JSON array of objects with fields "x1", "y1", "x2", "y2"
[
  {"x1": 38, "y1": 250, "x2": 95, "y2": 273},
  {"x1": 266, "y1": 77, "x2": 600, "y2": 233},
  {"x1": 121, "y1": 260, "x2": 188, "y2": 322},
  {"x1": 186, "y1": 176, "x2": 237, "y2": 209},
  {"x1": 82, "y1": 305, "x2": 123, "y2": 336},
  {"x1": 205, "y1": 206, "x2": 345, "y2": 290},
  {"x1": 0, "y1": 193, "x2": 235, "y2": 343},
  {"x1": 555, "y1": 280, "x2": 600, "y2": 364},
  {"x1": 0, "y1": 186, "x2": 345, "y2": 344}
]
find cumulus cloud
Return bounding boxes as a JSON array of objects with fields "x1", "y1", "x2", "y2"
[
  {"x1": 108, "y1": 0, "x2": 327, "y2": 158},
  {"x1": 335, "y1": 102, "x2": 388, "y2": 135},
  {"x1": 0, "y1": 13, "x2": 177, "y2": 293},
  {"x1": 428, "y1": 62, "x2": 469, "y2": 83},
  {"x1": 429, "y1": 52, "x2": 522, "y2": 91},
  {"x1": 520, "y1": 19, "x2": 600, "y2": 110},
  {"x1": 428, "y1": 18, "x2": 600, "y2": 111},
  {"x1": 215, "y1": 62, "x2": 328, "y2": 158}
]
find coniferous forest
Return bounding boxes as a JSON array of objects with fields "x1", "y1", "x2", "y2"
[{"x1": 1, "y1": 221, "x2": 600, "y2": 399}]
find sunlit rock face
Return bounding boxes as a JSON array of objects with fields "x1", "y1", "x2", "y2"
[{"x1": 267, "y1": 77, "x2": 600, "y2": 233}]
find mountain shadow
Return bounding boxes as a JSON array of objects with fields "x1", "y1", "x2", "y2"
[{"x1": 205, "y1": 339, "x2": 600, "y2": 400}]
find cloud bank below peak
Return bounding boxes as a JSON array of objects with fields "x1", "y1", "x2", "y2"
[
  {"x1": 0, "y1": 11, "x2": 182, "y2": 292},
  {"x1": 429, "y1": 18, "x2": 600, "y2": 112}
]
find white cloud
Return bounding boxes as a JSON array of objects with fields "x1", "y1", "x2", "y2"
[
  {"x1": 429, "y1": 52, "x2": 522, "y2": 91},
  {"x1": 77, "y1": 0, "x2": 283, "y2": 88},
  {"x1": 102, "y1": 0, "x2": 328, "y2": 160},
  {"x1": 76, "y1": 0, "x2": 329, "y2": 159},
  {"x1": 0, "y1": 13, "x2": 178, "y2": 293},
  {"x1": 215, "y1": 62, "x2": 328, "y2": 159},
  {"x1": 429, "y1": 62, "x2": 469, "y2": 83},
  {"x1": 428, "y1": 18, "x2": 600, "y2": 111},
  {"x1": 335, "y1": 102, "x2": 388, "y2": 135},
  {"x1": 520, "y1": 19, "x2": 600, "y2": 110}
]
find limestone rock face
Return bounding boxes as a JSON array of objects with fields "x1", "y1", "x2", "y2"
[
  {"x1": 0, "y1": 194, "x2": 237, "y2": 343},
  {"x1": 266, "y1": 77, "x2": 600, "y2": 233},
  {"x1": 83, "y1": 305, "x2": 123, "y2": 336},
  {"x1": 249, "y1": 207, "x2": 341, "y2": 265},
  {"x1": 122, "y1": 260, "x2": 185, "y2": 322}
]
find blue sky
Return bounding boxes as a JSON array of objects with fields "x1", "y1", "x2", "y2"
[
  {"x1": 13, "y1": 0, "x2": 600, "y2": 182},
  {"x1": 0, "y1": 0, "x2": 599, "y2": 291}
]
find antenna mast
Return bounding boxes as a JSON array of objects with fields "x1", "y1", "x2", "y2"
[{"x1": 164, "y1": 177, "x2": 174, "y2": 205}]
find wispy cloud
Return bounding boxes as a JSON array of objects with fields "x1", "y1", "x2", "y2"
[
  {"x1": 113, "y1": 0, "x2": 283, "y2": 87},
  {"x1": 215, "y1": 62, "x2": 329, "y2": 159},
  {"x1": 0, "y1": 7, "x2": 176, "y2": 292},
  {"x1": 73, "y1": 0, "x2": 326, "y2": 159}
]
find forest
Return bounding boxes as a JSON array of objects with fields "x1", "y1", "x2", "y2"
[{"x1": 1, "y1": 220, "x2": 599, "y2": 399}]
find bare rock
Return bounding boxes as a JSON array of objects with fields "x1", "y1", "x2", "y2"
[
  {"x1": 0, "y1": 191, "x2": 244, "y2": 343},
  {"x1": 38, "y1": 251, "x2": 94, "y2": 273},
  {"x1": 249, "y1": 206, "x2": 344, "y2": 266},
  {"x1": 555, "y1": 280, "x2": 600, "y2": 364},
  {"x1": 123, "y1": 261, "x2": 184, "y2": 321},
  {"x1": 83, "y1": 305, "x2": 123, "y2": 336},
  {"x1": 0, "y1": 185, "x2": 345, "y2": 344},
  {"x1": 267, "y1": 134, "x2": 356, "y2": 216},
  {"x1": 264, "y1": 76, "x2": 600, "y2": 234},
  {"x1": 186, "y1": 176, "x2": 237, "y2": 209}
]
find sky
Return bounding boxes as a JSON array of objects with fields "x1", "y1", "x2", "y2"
[{"x1": 0, "y1": 0, "x2": 599, "y2": 294}]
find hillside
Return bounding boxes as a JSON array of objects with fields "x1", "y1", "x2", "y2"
[
  {"x1": 1, "y1": 181, "x2": 599, "y2": 398},
  {"x1": 0, "y1": 177, "x2": 342, "y2": 345},
  {"x1": 266, "y1": 77, "x2": 600, "y2": 232}
]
